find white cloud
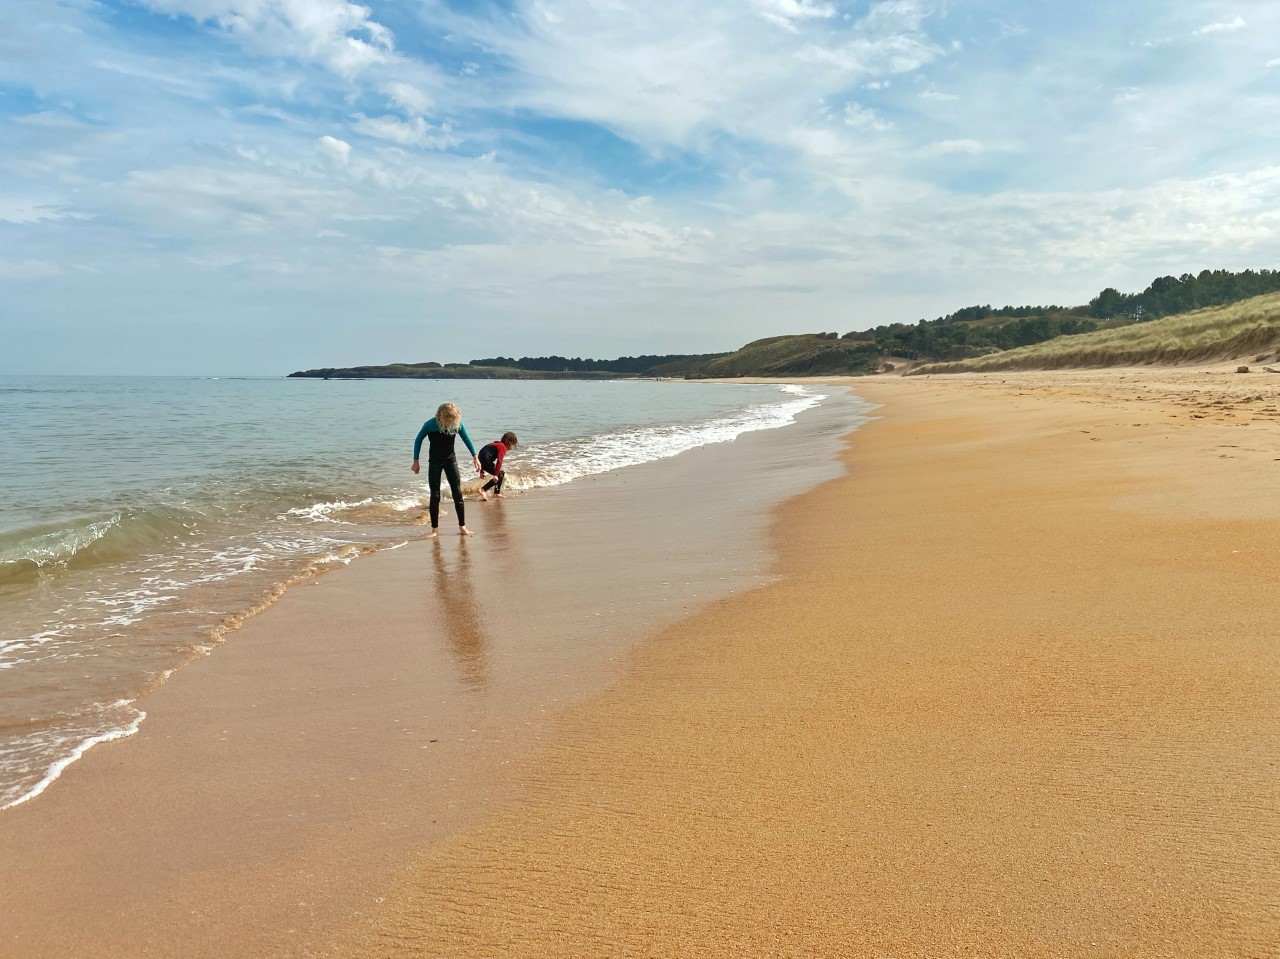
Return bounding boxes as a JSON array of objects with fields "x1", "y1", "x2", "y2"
[
  {"x1": 751, "y1": 0, "x2": 836, "y2": 31},
  {"x1": 1267, "y1": 57, "x2": 1280, "y2": 69},
  {"x1": 417, "y1": 0, "x2": 941, "y2": 155},
  {"x1": 920, "y1": 138, "x2": 984, "y2": 156},
  {"x1": 117, "y1": 165, "x2": 372, "y2": 234},
  {"x1": 991, "y1": 18, "x2": 1027, "y2": 39},
  {"x1": 0, "y1": 201, "x2": 87, "y2": 224},
  {"x1": 844, "y1": 102, "x2": 893, "y2": 131},
  {"x1": 317, "y1": 135, "x2": 351, "y2": 164},
  {"x1": 383, "y1": 81, "x2": 432, "y2": 115},
  {"x1": 12, "y1": 111, "x2": 89, "y2": 129},
  {"x1": 0, "y1": 258, "x2": 62, "y2": 279},
  {"x1": 350, "y1": 115, "x2": 462, "y2": 150},
  {"x1": 1193, "y1": 15, "x2": 1246, "y2": 35},
  {"x1": 919, "y1": 88, "x2": 958, "y2": 101},
  {"x1": 137, "y1": 0, "x2": 396, "y2": 77}
]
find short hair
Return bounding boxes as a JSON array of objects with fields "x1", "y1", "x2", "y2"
[{"x1": 500, "y1": 431, "x2": 518, "y2": 449}]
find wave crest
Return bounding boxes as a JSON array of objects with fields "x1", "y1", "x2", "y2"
[{"x1": 0, "y1": 508, "x2": 199, "y2": 584}]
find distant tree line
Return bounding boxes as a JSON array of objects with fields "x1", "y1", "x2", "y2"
[
  {"x1": 469, "y1": 353, "x2": 722, "y2": 374},
  {"x1": 852, "y1": 268, "x2": 1277, "y2": 360},
  {"x1": 863, "y1": 313, "x2": 1098, "y2": 360},
  {"x1": 1088, "y1": 268, "x2": 1280, "y2": 319}
]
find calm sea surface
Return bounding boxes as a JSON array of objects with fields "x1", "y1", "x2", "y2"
[{"x1": 0, "y1": 375, "x2": 827, "y2": 809}]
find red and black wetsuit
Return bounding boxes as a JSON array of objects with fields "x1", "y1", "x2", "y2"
[{"x1": 478, "y1": 441, "x2": 508, "y2": 494}]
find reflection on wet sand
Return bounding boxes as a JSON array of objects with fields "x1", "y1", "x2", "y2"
[{"x1": 430, "y1": 539, "x2": 489, "y2": 691}]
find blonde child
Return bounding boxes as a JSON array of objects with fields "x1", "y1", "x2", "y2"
[{"x1": 411, "y1": 402, "x2": 480, "y2": 536}]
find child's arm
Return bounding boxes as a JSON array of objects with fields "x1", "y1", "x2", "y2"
[
  {"x1": 458, "y1": 423, "x2": 481, "y2": 472},
  {"x1": 411, "y1": 418, "x2": 435, "y2": 472}
]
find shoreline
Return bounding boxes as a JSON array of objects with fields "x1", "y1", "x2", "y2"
[
  {"x1": 0, "y1": 378, "x2": 835, "y2": 813},
  {"x1": 0, "y1": 387, "x2": 871, "y2": 958}
]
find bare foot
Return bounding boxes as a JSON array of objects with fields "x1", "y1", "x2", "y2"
[
  {"x1": 429, "y1": 528, "x2": 438, "y2": 539},
  {"x1": 459, "y1": 526, "x2": 473, "y2": 536},
  {"x1": 478, "y1": 490, "x2": 489, "y2": 501}
]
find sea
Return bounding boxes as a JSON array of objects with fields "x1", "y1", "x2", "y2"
[{"x1": 0, "y1": 375, "x2": 832, "y2": 811}]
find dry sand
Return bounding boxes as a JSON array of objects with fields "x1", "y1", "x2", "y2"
[
  {"x1": 4, "y1": 368, "x2": 1279, "y2": 958},
  {"x1": 350, "y1": 367, "x2": 1280, "y2": 957}
]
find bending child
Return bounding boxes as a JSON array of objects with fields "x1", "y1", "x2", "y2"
[{"x1": 478, "y1": 432, "x2": 518, "y2": 500}]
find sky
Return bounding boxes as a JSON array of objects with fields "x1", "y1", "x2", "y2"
[{"x1": 2, "y1": 0, "x2": 1279, "y2": 375}]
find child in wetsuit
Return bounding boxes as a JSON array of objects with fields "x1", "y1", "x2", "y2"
[
  {"x1": 411, "y1": 402, "x2": 480, "y2": 536},
  {"x1": 478, "y1": 432, "x2": 518, "y2": 500}
]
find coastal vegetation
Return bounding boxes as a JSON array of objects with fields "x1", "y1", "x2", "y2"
[
  {"x1": 288, "y1": 268, "x2": 1280, "y2": 379},
  {"x1": 911, "y1": 292, "x2": 1280, "y2": 374},
  {"x1": 467, "y1": 353, "x2": 723, "y2": 375},
  {"x1": 285, "y1": 361, "x2": 624, "y2": 380},
  {"x1": 698, "y1": 334, "x2": 881, "y2": 377}
]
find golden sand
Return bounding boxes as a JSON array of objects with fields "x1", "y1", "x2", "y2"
[{"x1": 352, "y1": 368, "x2": 1280, "y2": 957}]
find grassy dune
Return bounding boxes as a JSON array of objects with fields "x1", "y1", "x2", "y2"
[
  {"x1": 911, "y1": 292, "x2": 1280, "y2": 375},
  {"x1": 700, "y1": 334, "x2": 881, "y2": 377}
]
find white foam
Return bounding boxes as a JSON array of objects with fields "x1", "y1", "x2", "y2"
[
  {"x1": 0, "y1": 512, "x2": 122, "y2": 570},
  {"x1": 511, "y1": 384, "x2": 826, "y2": 490},
  {"x1": 0, "y1": 702, "x2": 146, "y2": 811},
  {"x1": 283, "y1": 498, "x2": 374, "y2": 522}
]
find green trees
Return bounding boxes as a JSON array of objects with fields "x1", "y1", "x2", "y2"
[
  {"x1": 869, "y1": 268, "x2": 1277, "y2": 361},
  {"x1": 1087, "y1": 269, "x2": 1280, "y2": 320},
  {"x1": 467, "y1": 353, "x2": 725, "y2": 374}
]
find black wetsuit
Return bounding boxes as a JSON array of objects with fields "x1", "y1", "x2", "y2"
[
  {"x1": 413, "y1": 417, "x2": 477, "y2": 528},
  {"x1": 478, "y1": 441, "x2": 508, "y2": 495}
]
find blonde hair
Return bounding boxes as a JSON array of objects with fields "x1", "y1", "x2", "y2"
[{"x1": 436, "y1": 402, "x2": 461, "y2": 434}]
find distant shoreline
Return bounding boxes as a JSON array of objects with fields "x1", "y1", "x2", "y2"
[{"x1": 288, "y1": 367, "x2": 631, "y2": 380}]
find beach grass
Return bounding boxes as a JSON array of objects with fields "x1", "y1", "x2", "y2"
[
  {"x1": 700, "y1": 334, "x2": 881, "y2": 377},
  {"x1": 910, "y1": 291, "x2": 1280, "y2": 374}
]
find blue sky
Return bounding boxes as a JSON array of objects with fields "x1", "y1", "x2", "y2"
[{"x1": 2, "y1": 0, "x2": 1279, "y2": 374}]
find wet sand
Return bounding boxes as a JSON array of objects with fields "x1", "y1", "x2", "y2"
[{"x1": 349, "y1": 368, "x2": 1280, "y2": 957}]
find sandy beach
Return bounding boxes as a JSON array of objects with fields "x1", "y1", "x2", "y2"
[
  {"x1": 4, "y1": 369, "x2": 1279, "y2": 957},
  {"x1": 351, "y1": 368, "x2": 1280, "y2": 957}
]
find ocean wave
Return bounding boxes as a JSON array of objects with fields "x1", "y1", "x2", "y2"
[
  {"x1": 282, "y1": 498, "x2": 375, "y2": 523},
  {"x1": 0, "y1": 700, "x2": 146, "y2": 810},
  {"x1": 499, "y1": 384, "x2": 826, "y2": 491},
  {"x1": 0, "y1": 508, "x2": 201, "y2": 584}
]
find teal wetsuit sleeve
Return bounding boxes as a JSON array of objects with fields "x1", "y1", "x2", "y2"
[
  {"x1": 458, "y1": 422, "x2": 478, "y2": 457},
  {"x1": 413, "y1": 418, "x2": 437, "y2": 460}
]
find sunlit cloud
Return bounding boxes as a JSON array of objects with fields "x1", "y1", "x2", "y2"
[
  {"x1": 138, "y1": 0, "x2": 397, "y2": 76},
  {"x1": 350, "y1": 114, "x2": 462, "y2": 149},
  {"x1": 844, "y1": 102, "x2": 893, "y2": 131},
  {"x1": 1193, "y1": 15, "x2": 1246, "y2": 35},
  {"x1": 316, "y1": 135, "x2": 352, "y2": 165}
]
